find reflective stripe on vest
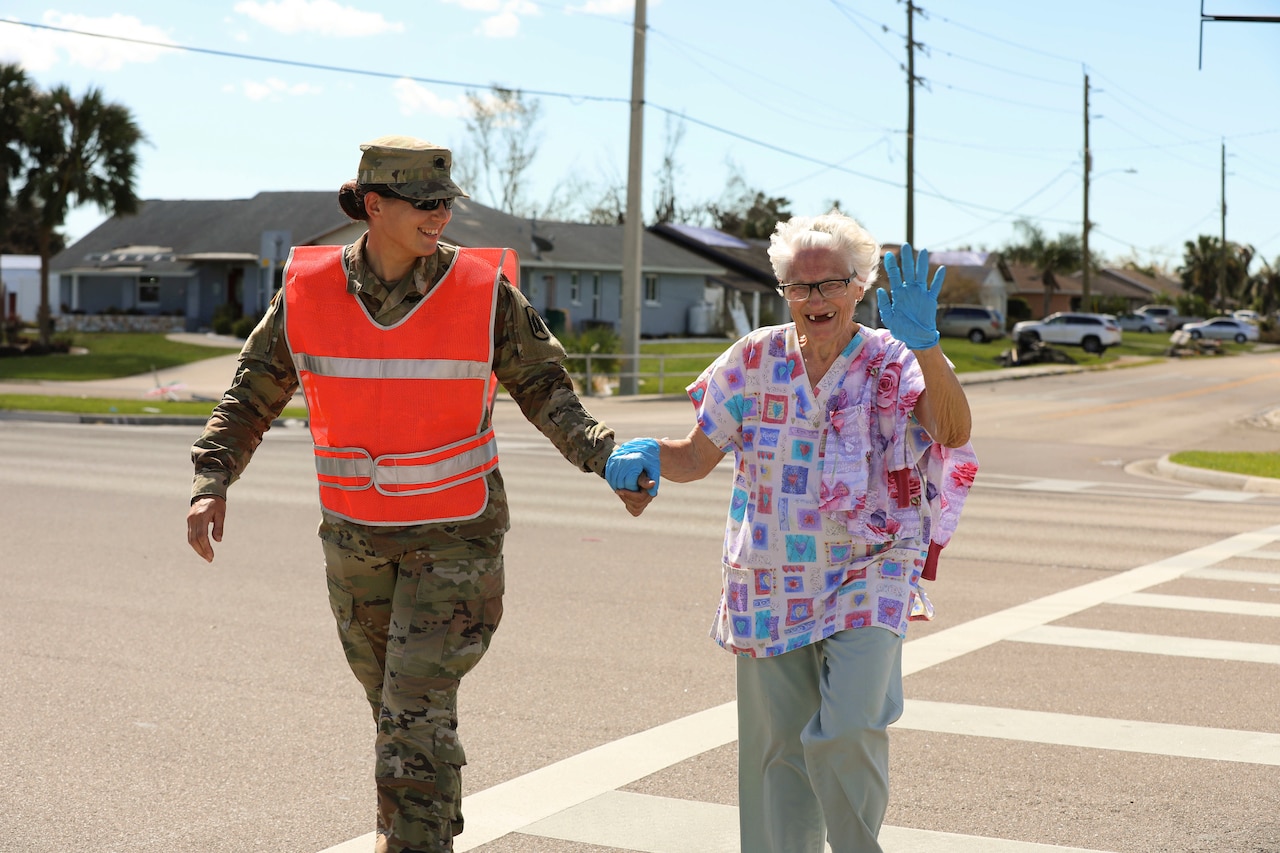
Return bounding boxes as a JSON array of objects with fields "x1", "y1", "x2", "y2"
[{"x1": 283, "y1": 244, "x2": 519, "y2": 525}]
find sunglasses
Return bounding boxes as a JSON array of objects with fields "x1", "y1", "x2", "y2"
[{"x1": 380, "y1": 189, "x2": 455, "y2": 211}]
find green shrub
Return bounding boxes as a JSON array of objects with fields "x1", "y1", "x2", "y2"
[
  {"x1": 231, "y1": 313, "x2": 261, "y2": 339},
  {"x1": 561, "y1": 324, "x2": 621, "y2": 376},
  {"x1": 211, "y1": 303, "x2": 237, "y2": 335},
  {"x1": 1005, "y1": 297, "x2": 1031, "y2": 327}
]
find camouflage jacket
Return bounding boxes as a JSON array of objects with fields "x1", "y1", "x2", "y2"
[{"x1": 191, "y1": 236, "x2": 617, "y2": 556}]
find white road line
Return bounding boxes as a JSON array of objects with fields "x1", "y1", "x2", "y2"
[
  {"x1": 1180, "y1": 489, "x2": 1257, "y2": 503},
  {"x1": 1010, "y1": 623, "x2": 1280, "y2": 665},
  {"x1": 1187, "y1": 567, "x2": 1280, "y2": 584},
  {"x1": 452, "y1": 702, "x2": 738, "y2": 851},
  {"x1": 903, "y1": 525, "x2": 1280, "y2": 675},
  {"x1": 897, "y1": 700, "x2": 1280, "y2": 766},
  {"x1": 519, "y1": 790, "x2": 1117, "y2": 853},
  {"x1": 1015, "y1": 478, "x2": 1092, "y2": 492},
  {"x1": 1112, "y1": 591, "x2": 1280, "y2": 618},
  {"x1": 1233, "y1": 551, "x2": 1280, "y2": 562},
  {"x1": 317, "y1": 523, "x2": 1280, "y2": 853}
]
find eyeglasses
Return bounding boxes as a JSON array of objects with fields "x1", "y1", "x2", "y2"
[
  {"x1": 776, "y1": 277, "x2": 853, "y2": 302},
  {"x1": 381, "y1": 189, "x2": 455, "y2": 211}
]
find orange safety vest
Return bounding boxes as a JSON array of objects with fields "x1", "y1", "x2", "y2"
[{"x1": 283, "y1": 244, "x2": 519, "y2": 526}]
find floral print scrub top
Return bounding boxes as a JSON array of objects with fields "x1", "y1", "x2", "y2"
[{"x1": 688, "y1": 324, "x2": 978, "y2": 658}]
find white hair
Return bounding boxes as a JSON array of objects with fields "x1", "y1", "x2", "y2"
[{"x1": 767, "y1": 210, "x2": 881, "y2": 287}]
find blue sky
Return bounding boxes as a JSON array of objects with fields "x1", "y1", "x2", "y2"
[{"x1": 2, "y1": 0, "x2": 1278, "y2": 273}]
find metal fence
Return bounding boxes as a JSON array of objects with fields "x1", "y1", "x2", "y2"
[{"x1": 562, "y1": 350, "x2": 723, "y2": 396}]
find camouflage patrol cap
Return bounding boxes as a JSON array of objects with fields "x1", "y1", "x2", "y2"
[{"x1": 357, "y1": 135, "x2": 470, "y2": 200}]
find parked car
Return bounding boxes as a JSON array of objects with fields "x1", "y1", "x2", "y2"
[
  {"x1": 1011, "y1": 312, "x2": 1122, "y2": 353},
  {"x1": 1113, "y1": 312, "x2": 1161, "y2": 333},
  {"x1": 1232, "y1": 309, "x2": 1262, "y2": 325},
  {"x1": 936, "y1": 304, "x2": 1006, "y2": 343},
  {"x1": 1181, "y1": 316, "x2": 1259, "y2": 343},
  {"x1": 1135, "y1": 304, "x2": 1199, "y2": 331}
]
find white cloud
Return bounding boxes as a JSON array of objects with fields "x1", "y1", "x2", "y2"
[
  {"x1": 392, "y1": 78, "x2": 468, "y2": 119},
  {"x1": 233, "y1": 0, "x2": 405, "y2": 37},
  {"x1": 0, "y1": 12, "x2": 177, "y2": 72},
  {"x1": 479, "y1": 10, "x2": 521, "y2": 38},
  {"x1": 440, "y1": 0, "x2": 504, "y2": 10},
  {"x1": 234, "y1": 77, "x2": 323, "y2": 101},
  {"x1": 440, "y1": 0, "x2": 540, "y2": 39},
  {"x1": 565, "y1": 0, "x2": 640, "y2": 15}
]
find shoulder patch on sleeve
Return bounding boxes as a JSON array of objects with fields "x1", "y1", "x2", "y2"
[{"x1": 526, "y1": 305, "x2": 552, "y2": 341}]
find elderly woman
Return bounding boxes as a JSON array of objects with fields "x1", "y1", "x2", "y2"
[
  {"x1": 187, "y1": 136, "x2": 630, "y2": 853},
  {"x1": 606, "y1": 212, "x2": 978, "y2": 853}
]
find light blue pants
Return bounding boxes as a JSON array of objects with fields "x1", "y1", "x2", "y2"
[{"x1": 736, "y1": 627, "x2": 904, "y2": 853}]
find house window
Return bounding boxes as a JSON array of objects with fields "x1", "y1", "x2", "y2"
[
  {"x1": 138, "y1": 276, "x2": 160, "y2": 307},
  {"x1": 570, "y1": 272, "x2": 581, "y2": 305},
  {"x1": 644, "y1": 274, "x2": 660, "y2": 305}
]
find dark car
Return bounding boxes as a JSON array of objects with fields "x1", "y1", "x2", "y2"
[{"x1": 936, "y1": 305, "x2": 1006, "y2": 343}]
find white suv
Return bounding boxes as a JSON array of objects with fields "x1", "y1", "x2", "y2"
[{"x1": 1011, "y1": 312, "x2": 1122, "y2": 354}]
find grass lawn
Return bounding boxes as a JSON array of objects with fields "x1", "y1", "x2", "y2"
[
  {"x1": 0, "y1": 332, "x2": 240, "y2": 381},
  {"x1": 0, "y1": 393, "x2": 309, "y2": 420},
  {"x1": 1168, "y1": 451, "x2": 1280, "y2": 479},
  {"x1": 613, "y1": 330, "x2": 1193, "y2": 393}
]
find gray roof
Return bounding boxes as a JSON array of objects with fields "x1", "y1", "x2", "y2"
[
  {"x1": 447, "y1": 200, "x2": 720, "y2": 273},
  {"x1": 53, "y1": 192, "x2": 721, "y2": 276},
  {"x1": 649, "y1": 222, "x2": 775, "y2": 286},
  {"x1": 52, "y1": 192, "x2": 349, "y2": 273}
]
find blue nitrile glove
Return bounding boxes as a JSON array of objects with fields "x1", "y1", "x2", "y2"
[
  {"x1": 877, "y1": 242, "x2": 945, "y2": 350},
  {"x1": 605, "y1": 438, "x2": 661, "y2": 496}
]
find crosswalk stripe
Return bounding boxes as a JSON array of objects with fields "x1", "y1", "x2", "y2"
[
  {"x1": 1187, "y1": 567, "x2": 1280, "y2": 583},
  {"x1": 897, "y1": 699, "x2": 1280, "y2": 766},
  {"x1": 1112, "y1": 591, "x2": 1280, "y2": 618},
  {"x1": 316, "y1": 524, "x2": 1280, "y2": 853},
  {"x1": 1010, "y1": 623, "x2": 1280, "y2": 664},
  {"x1": 519, "y1": 790, "x2": 1119, "y2": 853}
]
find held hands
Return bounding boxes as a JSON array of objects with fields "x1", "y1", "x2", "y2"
[
  {"x1": 605, "y1": 438, "x2": 661, "y2": 496},
  {"x1": 877, "y1": 243, "x2": 945, "y2": 351}
]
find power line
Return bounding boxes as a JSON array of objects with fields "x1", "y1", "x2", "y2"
[
  {"x1": 0, "y1": 18, "x2": 629, "y2": 105},
  {"x1": 826, "y1": 0, "x2": 906, "y2": 70},
  {"x1": 4, "y1": 16, "x2": 1072, "y2": 224},
  {"x1": 932, "y1": 80, "x2": 1076, "y2": 115},
  {"x1": 648, "y1": 28, "x2": 886, "y2": 134},
  {"x1": 928, "y1": 12, "x2": 1080, "y2": 65},
  {"x1": 928, "y1": 46, "x2": 1077, "y2": 88}
]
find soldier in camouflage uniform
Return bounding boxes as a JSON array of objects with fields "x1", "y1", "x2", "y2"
[{"x1": 186, "y1": 136, "x2": 647, "y2": 853}]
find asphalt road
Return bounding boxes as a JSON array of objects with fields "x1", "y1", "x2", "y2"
[{"x1": 1, "y1": 351, "x2": 1278, "y2": 852}]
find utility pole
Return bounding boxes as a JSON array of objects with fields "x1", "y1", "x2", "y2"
[
  {"x1": 905, "y1": 0, "x2": 918, "y2": 244},
  {"x1": 619, "y1": 0, "x2": 646, "y2": 396},
  {"x1": 1081, "y1": 71, "x2": 1092, "y2": 310},
  {"x1": 1219, "y1": 138, "x2": 1226, "y2": 312}
]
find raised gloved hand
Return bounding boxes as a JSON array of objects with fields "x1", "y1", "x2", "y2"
[
  {"x1": 877, "y1": 242, "x2": 945, "y2": 351},
  {"x1": 605, "y1": 438, "x2": 661, "y2": 496}
]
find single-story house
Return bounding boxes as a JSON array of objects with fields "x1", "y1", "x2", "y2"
[
  {"x1": 648, "y1": 222, "x2": 786, "y2": 336},
  {"x1": 926, "y1": 250, "x2": 1016, "y2": 322},
  {"x1": 0, "y1": 254, "x2": 42, "y2": 323},
  {"x1": 1009, "y1": 262, "x2": 1185, "y2": 318},
  {"x1": 50, "y1": 193, "x2": 725, "y2": 338},
  {"x1": 652, "y1": 223, "x2": 892, "y2": 334}
]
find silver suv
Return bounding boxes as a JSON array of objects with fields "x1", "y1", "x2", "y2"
[{"x1": 936, "y1": 305, "x2": 1006, "y2": 343}]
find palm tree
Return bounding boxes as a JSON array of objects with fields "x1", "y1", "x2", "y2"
[
  {"x1": 16, "y1": 83, "x2": 144, "y2": 346},
  {"x1": 1178, "y1": 235, "x2": 1252, "y2": 313},
  {"x1": 0, "y1": 64, "x2": 37, "y2": 243},
  {"x1": 1002, "y1": 219, "x2": 1083, "y2": 317}
]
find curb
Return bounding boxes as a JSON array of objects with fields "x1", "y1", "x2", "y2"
[
  {"x1": 0, "y1": 409, "x2": 307, "y2": 429},
  {"x1": 1155, "y1": 455, "x2": 1280, "y2": 494}
]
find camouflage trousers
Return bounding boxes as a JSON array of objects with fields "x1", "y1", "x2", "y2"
[{"x1": 322, "y1": 536, "x2": 504, "y2": 853}]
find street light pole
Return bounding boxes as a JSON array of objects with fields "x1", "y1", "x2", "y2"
[
  {"x1": 1081, "y1": 71, "x2": 1092, "y2": 311},
  {"x1": 618, "y1": 0, "x2": 646, "y2": 396}
]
